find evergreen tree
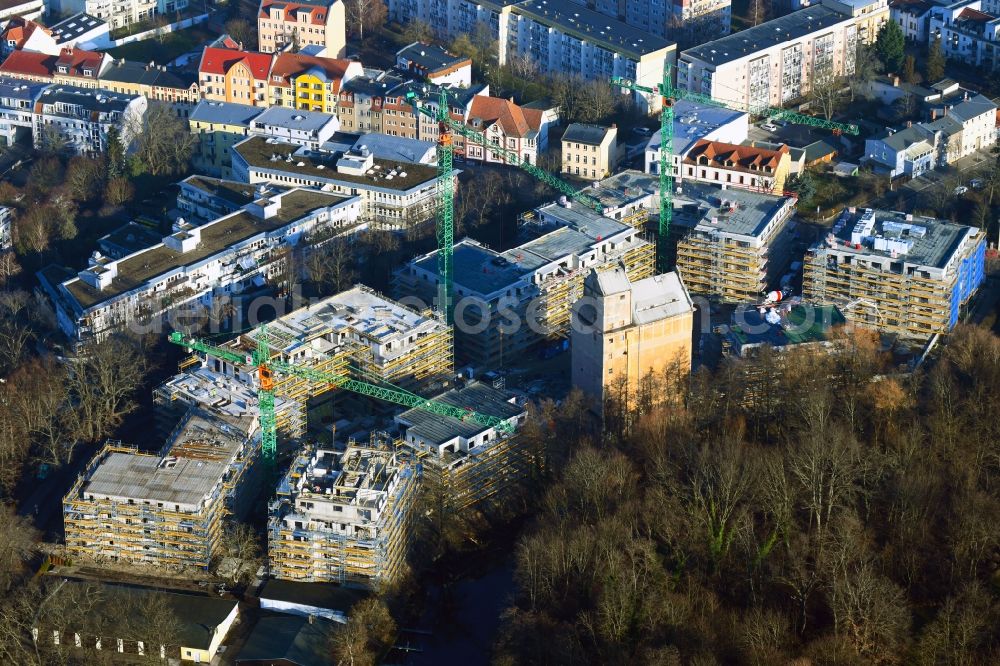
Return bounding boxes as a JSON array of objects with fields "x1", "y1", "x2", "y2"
[
  {"x1": 903, "y1": 55, "x2": 917, "y2": 83},
  {"x1": 875, "y1": 21, "x2": 905, "y2": 73},
  {"x1": 926, "y1": 36, "x2": 946, "y2": 82}
]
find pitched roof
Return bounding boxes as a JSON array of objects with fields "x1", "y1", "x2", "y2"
[
  {"x1": 259, "y1": 0, "x2": 331, "y2": 24},
  {"x1": 54, "y1": 47, "x2": 104, "y2": 76},
  {"x1": 0, "y1": 16, "x2": 51, "y2": 48},
  {"x1": 269, "y1": 52, "x2": 353, "y2": 91},
  {"x1": 101, "y1": 59, "x2": 196, "y2": 89},
  {"x1": 562, "y1": 122, "x2": 614, "y2": 145},
  {"x1": 948, "y1": 94, "x2": 997, "y2": 122},
  {"x1": 683, "y1": 138, "x2": 789, "y2": 171},
  {"x1": 235, "y1": 613, "x2": 335, "y2": 666},
  {"x1": 199, "y1": 46, "x2": 272, "y2": 78},
  {"x1": 396, "y1": 42, "x2": 471, "y2": 75},
  {"x1": 468, "y1": 95, "x2": 538, "y2": 137},
  {"x1": 0, "y1": 49, "x2": 55, "y2": 77}
]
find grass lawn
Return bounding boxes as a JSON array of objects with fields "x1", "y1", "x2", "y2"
[{"x1": 107, "y1": 25, "x2": 216, "y2": 63}]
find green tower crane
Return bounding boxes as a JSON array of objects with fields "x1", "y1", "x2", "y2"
[
  {"x1": 168, "y1": 329, "x2": 514, "y2": 468},
  {"x1": 433, "y1": 88, "x2": 456, "y2": 325},
  {"x1": 611, "y1": 66, "x2": 859, "y2": 272}
]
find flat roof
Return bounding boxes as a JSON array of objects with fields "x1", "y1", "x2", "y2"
[
  {"x1": 97, "y1": 221, "x2": 162, "y2": 255},
  {"x1": 189, "y1": 100, "x2": 263, "y2": 127},
  {"x1": 348, "y1": 132, "x2": 435, "y2": 164},
  {"x1": 81, "y1": 409, "x2": 252, "y2": 510},
  {"x1": 235, "y1": 136, "x2": 440, "y2": 191},
  {"x1": 646, "y1": 99, "x2": 748, "y2": 155},
  {"x1": 413, "y1": 240, "x2": 528, "y2": 295},
  {"x1": 182, "y1": 175, "x2": 281, "y2": 208},
  {"x1": 36, "y1": 85, "x2": 137, "y2": 112},
  {"x1": 396, "y1": 42, "x2": 470, "y2": 72},
  {"x1": 672, "y1": 183, "x2": 794, "y2": 238},
  {"x1": 397, "y1": 381, "x2": 523, "y2": 445},
  {"x1": 682, "y1": 6, "x2": 852, "y2": 67},
  {"x1": 243, "y1": 284, "x2": 447, "y2": 360},
  {"x1": 822, "y1": 208, "x2": 979, "y2": 270},
  {"x1": 49, "y1": 12, "x2": 106, "y2": 42},
  {"x1": 594, "y1": 269, "x2": 694, "y2": 325},
  {"x1": 64, "y1": 189, "x2": 346, "y2": 309},
  {"x1": 728, "y1": 304, "x2": 845, "y2": 350},
  {"x1": 512, "y1": 0, "x2": 674, "y2": 59},
  {"x1": 259, "y1": 579, "x2": 368, "y2": 610},
  {"x1": 253, "y1": 105, "x2": 336, "y2": 132},
  {"x1": 576, "y1": 170, "x2": 658, "y2": 209}
]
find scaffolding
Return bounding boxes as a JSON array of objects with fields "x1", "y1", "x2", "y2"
[
  {"x1": 267, "y1": 434, "x2": 416, "y2": 589},
  {"x1": 62, "y1": 409, "x2": 260, "y2": 570}
]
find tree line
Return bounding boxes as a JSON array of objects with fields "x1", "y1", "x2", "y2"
[{"x1": 494, "y1": 325, "x2": 1000, "y2": 664}]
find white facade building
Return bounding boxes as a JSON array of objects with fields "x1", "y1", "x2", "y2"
[
  {"x1": 677, "y1": 5, "x2": 859, "y2": 110},
  {"x1": 39, "y1": 188, "x2": 363, "y2": 343},
  {"x1": 644, "y1": 99, "x2": 750, "y2": 176},
  {"x1": 248, "y1": 106, "x2": 339, "y2": 149},
  {"x1": 51, "y1": 0, "x2": 186, "y2": 30},
  {"x1": 0, "y1": 76, "x2": 44, "y2": 145},
  {"x1": 31, "y1": 86, "x2": 146, "y2": 157}
]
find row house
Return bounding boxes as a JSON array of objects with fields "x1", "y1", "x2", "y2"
[
  {"x1": 258, "y1": 0, "x2": 346, "y2": 57},
  {"x1": 680, "y1": 139, "x2": 793, "y2": 194},
  {"x1": 267, "y1": 51, "x2": 361, "y2": 114},
  {"x1": 0, "y1": 46, "x2": 111, "y2": 86},
  {"x1": 890, "y1": 0, "x2": 936, "y2": 41},
  {"x1": 98, "y1": 58, "x2": 199, "y2": 116}
]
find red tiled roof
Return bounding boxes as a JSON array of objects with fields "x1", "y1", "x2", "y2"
[
  {"x1": 468, "y1": 96, "x2": 535, "y2": 138},
  {"x1": 0, "y1": 49, "x2": 55, "y2": 77},
  {"x1": 54, "y1": 47, "x2": 104, "y2": 77},
  {"x1": 259, "y1": 0, "x2": 328, "y2": 25},
  {"x1": 958, "y1": 7, "x2": 994, "y2": 22},
  {"x1": 1, "y1": 17, "x2": 51, "y2": 48},
  {"x1": 684, "y1": 139, "x2": 789, "y2": 171},
  {"x1": 199, "y1": 46, "x2": 273, "y2": 79},
  {"x1": 269, "y1": 52, "x2": 353, "y2": 91}
]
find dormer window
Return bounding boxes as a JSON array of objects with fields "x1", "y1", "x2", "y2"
[
  {"x1": 57, "y1": 65, "x2": 68, "y2": 74},
  {"x1": 83, "y1": 68, "x2": 93, "y2": 77}
]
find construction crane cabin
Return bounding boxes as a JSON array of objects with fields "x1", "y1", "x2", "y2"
[{"x1": 611, "y1": 66, "x2": 859, "y2": 273}]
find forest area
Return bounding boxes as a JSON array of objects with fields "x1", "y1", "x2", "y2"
[{"x1": 493, "y1": 325, "x2": 1000, "y2": 665}]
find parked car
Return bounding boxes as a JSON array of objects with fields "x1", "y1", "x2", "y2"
[
  {"x1": 954, "y1": 185, "x2": 969, "y2": 195},
  {"x1": 970, "y1": 178, "x2": 985, "y2": 189},
  {"x1": 633, "y1": 127, "x2": 653, "y2": 136},
  {"x1": 761, "y1": 123, "x2": 778, "y2": 132}
]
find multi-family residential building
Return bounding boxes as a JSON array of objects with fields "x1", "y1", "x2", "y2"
[
  {"x1": 822, "y1": 0, "x2": 890, "y2": 43},
  {"x1": 671, "y1": 183, "x2": 798, "y2": 302},
  {"x1": 258, "y1": 0, "x2": 346, "y2": 57},
  {"x1": 232, "y1": 135, "x2": 447, "y2": 229},
  {"x1": 268, "y1": 438, "x2": 416, "y2": 587},
  {"x1": 572, "y1": 267, "x2": 694, "y2": 413},
  {"x1": 198, "y1": 45, "x2": 274, "y2": 106},
  {"x1": 51, "y1": 0, "x2": 166, "y2": 31},
  {"x1": 396, "y1": 382, "x2": 532, "y2": 513},
  {"x1": 865, "y1": 93, "x2": 997, "y2": 176},
  {"x1": 395, "y1": 41, "x2": 472, "y2": 86},
  {"x1": 248, "y1": 105, "x2": 339, "y2": 147},
  {"x1": 0, "y1": 17, "x2": 57, "y2": 57},
  {"x1": 678, "y1": 5, "x2": 859, "y2": 110},
  {"x1": 928, "y1": 0, "x2": 1000, "y2": 71},
  {"x1": 62, "y1": 407, "x2": 260, "y2": 569},
  {"x1": 336, "y1": 72, "x2": 406, "y2": 134},
  {"x1": 267, "y1": 51, "x2": 361, "y2": 114},
  {"x1": 890, "y1": 0, "x2": 936, "y2": 41},
  {"x1": 645, "y1": 99, "x2": 750, "y2": 177},
  {"x1": 98, "y1": 58, "x2": 200, "y2": 115},
  {"x1": 463, "y1": 94, "x2": 548, "y2": 165},
  {"x1": 38, "y1": 188, "x2": 362, "y2": 343},
  {"x1": 389, "y1": 0, "x2": 674, "y2": 111},
  {"x1": 155, "y1": 285, "x2": 452, "y2": 443},
  {"x1": 0, "y1": 75, "x2": 44, "y2": 144},
  {"x1": 0, "y1": 46, "x2": 111, "y2": 86},
  {"x1": 177, "y1": 175, "x2": 285, "y2": 223},
  {"x1": 394, "y1": 202, "x2": 655, "y2": 366},
  {"x1": 680, "y1": 139, "x2": 793, "y2": 194},
  {"x1": 804, "y1": 207, "x2": 986, "y2": 339},
  {"x1": 562, "y1": 123, "x2": 619, "y2": 179},
  {"x1": 573, "y1": 170, "x2": 660, "y2": 227},
  {"x1": 0, "y1": 0, "x2": 44, "y2": 21},
  {"x1": 32, "y1": 85, "x2": 146, "y2": 156},
  {"x1": 189, "y1": 100, "x2": 264, "y2": 179}
]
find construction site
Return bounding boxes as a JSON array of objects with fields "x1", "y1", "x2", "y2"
[
  {"x1": 395, "y1": 381, "x2": 532, "y2": 514},
  {"x1": 267, "y1": 435, "x2": 416, "y2": 587},
  {"x1": 63, "y1": 409, "x2": 261, "y2": 570},
  {"x1": 394, "y1": 201, "x2": 655, "y2": 367},
  {"x1": 803, "y1": 208, "x2": 986, "y2": 340},
  {"x1": 155, "y1": 285, "x2": 454, "y2": 442},
  {"x1": 671, "y1": 183, "x2": 799, "y2": 302}
]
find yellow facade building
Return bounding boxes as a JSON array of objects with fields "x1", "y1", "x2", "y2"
[
  {"x1": 267, "y1": 52, "x2": 361, "y2": 114},
  {"x1": 571, "y1": 267, "x2": 694, "y2": 414}
]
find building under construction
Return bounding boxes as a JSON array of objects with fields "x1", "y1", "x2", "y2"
[
  {"x1": 394, "y1": 203, "x2": 654, "y2": 366},
  {"x1": 267, "y1": 434, "x2": 416, "y2": 588},
  {"x1": 62, "y1": 408, "x2": 260, "y2": 570},
  {"x1": 671, "y1": 184, "x2": 798, "y2": 302},
  {"x1": 803, "y1": 208, "x2": 986, "y2": 340},
  {"x1": 395, "y1": 381, "x2": 531, "y2": 514},
  {"x1": 155, "y1": 285, "x2": 453, "y2": 441}
]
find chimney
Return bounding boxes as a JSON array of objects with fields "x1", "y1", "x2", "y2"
[
  {"x1": 892, "y1": 74, "x2": 900, "y2": 86},
  {"x1": 931, "y1": 108, "x2": 938, "y2": 120},
  {"x1": 907, "y1": 120, "x2": 912, "y2": 128}
]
